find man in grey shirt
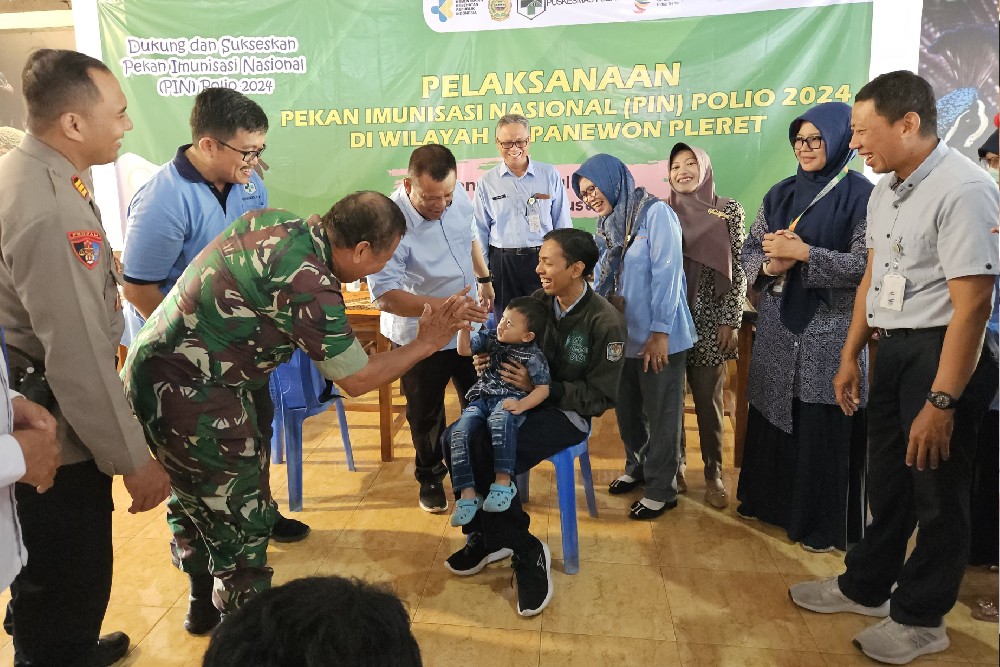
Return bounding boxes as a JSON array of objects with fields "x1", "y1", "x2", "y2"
[{"x1": 789, "y1": 71, "x2": 999, "y2": 665}]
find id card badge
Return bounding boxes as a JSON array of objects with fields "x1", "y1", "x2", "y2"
[
  {"x1": 527, "y1": 212, "x2": 542, "y2": 233},
  {"x1": 879, "y1": 273, "x2": 906, "y2": 311}
]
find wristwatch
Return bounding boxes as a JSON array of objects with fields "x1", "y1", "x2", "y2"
[
  {"x1": 926, "y1": 391, "x2": 958, "y2": 410},
  {"x1": 477, "y1": 274, "x2": 493, "y2": 284}
]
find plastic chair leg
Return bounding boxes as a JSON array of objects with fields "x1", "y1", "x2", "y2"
[
  {"x1": 271, "y1": 402, "x2": 286, "y2": 465},
  {"x1": 333, "y1": 398, "x2": 356, "y2": 472},
  {"x1": 284, "y1": 408, "x2": 305, "y2": 512},
  {"x1": 578, "y1": 450, "x2": 598, "y2": 518},
  {"x1": 552, "y1": 450, "x2": 580, "y2": 575},
  {"x1": 516, "y1": 471, "x2": 530, "y2": 504}
]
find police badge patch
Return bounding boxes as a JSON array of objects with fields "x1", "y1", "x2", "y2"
[
  {"x1": 67, "y1": 229, "x2": 102, "y2": 269},
  {"x1": 607, "y1": 341, "x2": 624, "y2": 362}
]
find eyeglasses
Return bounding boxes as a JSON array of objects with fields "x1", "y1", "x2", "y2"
[
  {"x1": 579, "y1": 184, "x2": 600, "y2": 200},
  {"x1": 981, "y1": 155, "x2": 999, "y2": 170},
  {"x1": 497, "y1": 139, "x2": 529, "y2": 150},
  {"x1": 213, "y1": 137, "x2": 267, "y2": 163},
  {"x1": 793, "y1": 135, "x2": 824, "y2": 150}
]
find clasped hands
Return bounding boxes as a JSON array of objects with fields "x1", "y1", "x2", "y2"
[{"x1": 762, "y1": 229, "x2": 810, "y2": 275}]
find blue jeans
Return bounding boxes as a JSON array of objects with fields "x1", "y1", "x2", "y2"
[{"x1": 449, "y1": 395, "x2": 524, "y2": 492}]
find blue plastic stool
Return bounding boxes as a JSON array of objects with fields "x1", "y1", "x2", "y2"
[
  {"x1": 270, "y1": 349, "x2": 355, "y2": 512},
  {"x1": 515, "y1": 437, "x2": 597, "y2": 575}
]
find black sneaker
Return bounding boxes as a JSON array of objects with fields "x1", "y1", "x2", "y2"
[
  {"x1": 511, "y1": 540, "x2": 552, "y2": 617},
  {"x1": 444, "y1": 532, "x2": 512, "y2": 576},
  {"x1": 271, "y1": 513, "x2": 311, "y2": 543},
  {"x1": 418, "y1": 481, "x2": 448, "y2": 513}
]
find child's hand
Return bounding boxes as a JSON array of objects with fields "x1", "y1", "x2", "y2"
[{"x1": 502, "y1": 398, "x2": 523, "y2": 414}]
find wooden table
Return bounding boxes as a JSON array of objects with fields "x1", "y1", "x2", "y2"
[{"x1": 344, "y1": 287, "x2": 406, "y2": 462}]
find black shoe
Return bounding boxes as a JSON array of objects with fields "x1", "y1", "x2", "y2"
[
  {"x1": 628, "y1": 499, "x2": 677, "y2": 520},
  {"x1": 511, "y1": 540, "x2": 552, "y2": 617},
  {"x1": 418, "y1": 481, "x2": 448, "y2": 513},
  {"x1": 184, "y1": 595, "x2": 221, "y2": 635},
  {"x1": 184, "y1": 573, "x2": 221, "y2": 635},
  {"x1": 271, "y1": 513, "x2": 311, "y2": 543},
  {"x1": 94, "y1": 631, "x2": 130, "y2": 666},
  {"x1": 608, "y1": 476, "x2": 644, "y2": 495},
  {"x1": 444, "y1": 532, "x2": 513, "y2": 576}
]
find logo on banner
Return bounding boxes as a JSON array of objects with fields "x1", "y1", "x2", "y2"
[
  {"x1": 67, "y1": 230, "x2": 102, "y2": 269},
  {"x1": 431, "y1": 0, "x2": 453, "y2": 22},
  {"x1": 489, "y1": 0, "x2": 512, "y2": 21},
  {"x1": 518, "y1": 0, "x2": 546, "y2": 20}
]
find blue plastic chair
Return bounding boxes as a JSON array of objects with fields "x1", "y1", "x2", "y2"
[
  {"x1": 516, "y1": 437, "x2": 597, "y2": 575},
  {"x1": 270, "y1": 349, "x2": 355, "y2": 512}
]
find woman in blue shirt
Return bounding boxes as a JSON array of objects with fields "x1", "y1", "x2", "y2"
[{"x1": 572, "y1": 154, "x2": 696, "y2": 520}]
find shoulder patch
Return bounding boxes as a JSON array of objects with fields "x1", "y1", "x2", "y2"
[
  {"x1": 244, "y1": 181, "x2": 257, "y2": 195},
  {"x1": 67, "y1": 230, "x2": 102, "y2": 269},
  {"x1": 71, "y1": 175, "x2": 90, "y2": 199},
  {"x1": 606, "y1": 341, "x2": 624, "y2": 362}
]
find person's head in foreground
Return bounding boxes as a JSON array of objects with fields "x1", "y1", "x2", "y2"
[
  {"x1": 202, "y1": 576, "x2": 422, "y2": 667},
  {"x1": 498, "y1": 296, "x2": 550, "y2": 345}
]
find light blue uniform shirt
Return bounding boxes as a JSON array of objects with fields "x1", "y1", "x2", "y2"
[
  {"x1": 612, "y1": 200, "x2": 696, "y2": 357},
  {"x1": 367, "y1": 184, "x2": 478, "y2": 349},
  {"x1": 473, "y1": 158, "x2": 571, "y2": 257},
  {"x1": 121, "y1": 145, "x2": 267, "y2": 342}
]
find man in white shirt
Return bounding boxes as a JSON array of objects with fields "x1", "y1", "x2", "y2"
[{"x1": 1, "y1": 350, "x2": 60, "y2": 591}]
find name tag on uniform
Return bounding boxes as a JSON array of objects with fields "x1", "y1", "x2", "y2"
[{"x1": 879, "y1": 273, "x2": 906, "y2": 311}]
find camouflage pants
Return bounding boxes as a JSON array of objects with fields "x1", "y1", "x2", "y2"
[{"x1": 155, "y1": 430, "x2": 277, "y2": 614}]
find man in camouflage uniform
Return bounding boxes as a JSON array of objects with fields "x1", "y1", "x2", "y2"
[{"x1": 122, "y1": 192, "x2": 474, "y2": 617}]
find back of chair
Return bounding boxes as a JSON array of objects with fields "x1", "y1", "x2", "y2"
[{"x1": 274, "y1": 349, "x2": 332, "y2": 418}]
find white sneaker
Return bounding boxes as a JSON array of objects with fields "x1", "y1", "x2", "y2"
[
  {"x1": 788, "y1": 577, "x2": 890, "y2": 617},
  {"x1": 853, "y1": 617, "x2": 949, "y2": 664}
]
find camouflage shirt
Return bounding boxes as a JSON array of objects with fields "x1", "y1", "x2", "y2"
[{"x1": 122, "y1": 209, "x2": 368, "y2": 442}]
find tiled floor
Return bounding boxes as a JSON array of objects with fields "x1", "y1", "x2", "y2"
[{"x1": 2, "y1": 385, "x2": 997, "y2": 666}]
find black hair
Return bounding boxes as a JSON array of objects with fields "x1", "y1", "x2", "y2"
[
  {"x1": 202, "y1": 576, "x2": 422, "y2": 667},
  {"x1": 506, "y1": 296, "x2": 550, "y2": 340},
  {"x1": 855, "y1": 70, "x2": 938, "y2": 138},
  {"x1": 190, "y1": 86, "x2": 268, "y2": 143},
  {"x1": 320, "y1": 191, "x2": 407, "y2": 254},
  {"x1": 22, "y1": 49, "x2": 110, "y2": 133},
  {"x1": 407, "y1": 143, "x2": 457, "y2": 181},
  {"x1": 543, "y1": 228, "x2": 599, "y2": 279}
]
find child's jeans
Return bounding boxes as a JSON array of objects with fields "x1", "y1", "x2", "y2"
[{"x1": 449, "y1": 395, "x2": 524, "y2": 492}]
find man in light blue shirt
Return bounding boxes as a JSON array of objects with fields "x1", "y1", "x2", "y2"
[
  {"x1": 121, "y1": 88, "x2": 268, "y2": 340},
  {"x1": 473, "y1": 114, "x2": 571, "y2": 320},
  {"x1": 368, "y1": 144, "x2": 492, "y2": 513}
]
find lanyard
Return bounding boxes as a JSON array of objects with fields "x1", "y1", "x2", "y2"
[{"x1": 788, "y1": 166, "x2": 848, "y2": 233}]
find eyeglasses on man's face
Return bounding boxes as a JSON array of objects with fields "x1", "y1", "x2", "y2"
[
  {"x1": 497, "y1": 139, "x2": 529, "y2": 150},
  {"x1": 213, "y1": 137, "x2": 267, "y2": 163},
  {"x1": 793, "y1": 135, "x2": 824, "y2": 150}
]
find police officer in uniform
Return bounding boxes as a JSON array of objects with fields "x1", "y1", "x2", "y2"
[{"x1": 0, "y1": 49, "x2": 171, "y2": 667}]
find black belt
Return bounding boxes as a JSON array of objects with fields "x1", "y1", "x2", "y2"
[
  {"x1": 876, "y1": 326, "x2": 948, "y2": 338},
  {"x1": 492, "y1": 245, "x2": 540, "y2": 256}
]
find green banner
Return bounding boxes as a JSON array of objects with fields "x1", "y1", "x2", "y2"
[{"x1": 97, "y1": 0, "x2": 872, "y2": 230}]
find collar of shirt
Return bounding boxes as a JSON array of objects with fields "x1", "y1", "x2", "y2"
[
  {"x1": 18, "y1": 133, "x2": 80, "y2": 181},
  {"x1": 499, "y1": 158, "x2": 537, "y2": 178},
  {"x1": 889, "y1": 140, "x2": 947, "y2": 202},
  {"x1": 554, "y1": 282, "x2": 588, "y2": 320},
  {"x1": 395, "y1": 185, "x2": 444, "y2": 227},
  {"x1": 173, "y1": 144, "x2": 232, "y2": 210}
]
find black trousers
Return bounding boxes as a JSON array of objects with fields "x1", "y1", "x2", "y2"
[
  {"x1": 6, "y1": 460, "x2": 114, "y2": 666},
  {"x1": 443, "y1": 407, "x2": 587, "y2": 555},
  {"x1": 969, "y1": 409, "x2": 999, "y2": 566},
  {"x1": 838, "y1": 331, "x2": 996, "y2": 627},
  {"x1": 488, "y1": 247, "x2": 542, "y2": 322},
  {"x1": 400, "y1": 349, "x2": 477, "y2": 483}
]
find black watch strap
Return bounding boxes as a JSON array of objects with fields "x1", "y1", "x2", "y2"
[
  {"x1": 926, "y1": 390, "x2": 958, "y2": 410},
  {"x1": 477, "y1": 274, "x2": 493, "y2": 284}
]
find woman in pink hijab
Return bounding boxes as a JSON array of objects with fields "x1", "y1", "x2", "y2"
[{"x1": 665, "y1": 143, "x2": 746, "y2": 508}]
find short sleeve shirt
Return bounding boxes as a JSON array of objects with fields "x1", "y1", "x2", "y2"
[
  {"x1": 865, "y1": 142, "x2": 1000, "y2": 329},
  {"x1": 467, "y1": 330, "x2": 550, "y2": 400},
  {"x1": 123, "y1": 209, "x2": 368, "y2": 439}
]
